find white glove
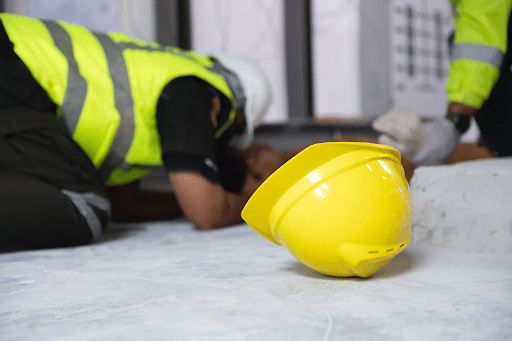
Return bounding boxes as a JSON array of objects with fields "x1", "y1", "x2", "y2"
[
  {"x1": 372, "y1": 106, "x2": 460, "y2": 166},
  {"x1": 372, "y1": 107, "x2": 429, "y2": 160}
]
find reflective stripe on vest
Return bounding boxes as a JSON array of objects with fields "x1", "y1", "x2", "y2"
[
  {"x1": 43, "y1": 21, "x2": 87, "y2": 133},
  {"x1": 61, "y1": 189, "x2": 111, "y2": 242},
  {"x1": 211, "y1": 59, "x2": 246, "y2": 138},
  {"x1": 451, "y1": 43, "x2": 503, "y2": 69},
  {"x1": 42, "y1": 21, "x2": 136, "y2": 179},
  {"x1": 92, "y1": 33, "x2": 136, "y2": 179}
]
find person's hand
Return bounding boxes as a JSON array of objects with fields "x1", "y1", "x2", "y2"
[
  {"x1": 411, "y1": 117, "x2": 461, "y2": 166},
  {"x1": 241, "y1": 142, "x2": 283, "y2": 196},
  {"x1": 373, "y1": 106, "x2": 460, "y2": 166},
  {"x1": 372, "y1": 106, "x2": 429, "y2": 160}
]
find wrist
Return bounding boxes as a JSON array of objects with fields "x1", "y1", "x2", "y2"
[
  {"x1": 447, "y1": 102, "x2": 477, "y2": 117},
  {"x1": 446, "y1": 102, "x2": 475, "y2": 135},
  {"x1": 445, "y1": 112, "x2": 471, "y2": 135}
]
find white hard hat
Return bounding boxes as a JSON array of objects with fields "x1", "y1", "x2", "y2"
[{"x1": 210, "y1": 55, "x2": 272, "y2": 149}]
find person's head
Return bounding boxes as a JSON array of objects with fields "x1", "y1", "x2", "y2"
[
  {"x1": 210, "y1": 55, "x2": 272, "y2": 150},
  {"x1": 208, "y1": 55, "x2": 272, "y2": 193}
]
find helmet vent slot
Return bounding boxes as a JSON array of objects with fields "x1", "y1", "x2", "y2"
[{"x1": 367, "y1": 244, "x2": 407, "y2": 255}]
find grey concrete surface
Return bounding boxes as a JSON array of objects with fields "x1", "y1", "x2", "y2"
[
  {"x1": 410, "y1": 158, "x2": 512, "y2": 252},
  {"x1": 1, "y1": 220, "x2": 511, "y2": 341}
]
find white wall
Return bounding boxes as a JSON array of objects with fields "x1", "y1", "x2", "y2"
[
  {"x1": 3, "y1": 0, "x2": 156, "y2": 41},
  {"x1": 311, "y1": 0, "x2": 362, "y2": 119},
  {"x1": 189, "y1": 0, "x2": 289, "y2": 124},
  {"x1": 312, "y1": 0, "x2": 452, "y2": 119},
  {"x1": 389, "y1": 0, "x2": 452, "y2": 117}
]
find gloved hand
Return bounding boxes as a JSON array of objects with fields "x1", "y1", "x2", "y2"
[{"x1": 372, "y1": 106, "x2": 461, "y2": 166}]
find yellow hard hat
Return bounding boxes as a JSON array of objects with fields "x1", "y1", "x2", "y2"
[{"x1": 241, "y1": 142, "x2": 413, "y2": 277}]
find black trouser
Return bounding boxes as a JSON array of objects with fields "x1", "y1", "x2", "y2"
[
  {"x1": 474, "y1": 12, "x2": 512, "y2": 157},
  {"x1": 0, "y1": 107, "x2": 110, "y2": 248}
]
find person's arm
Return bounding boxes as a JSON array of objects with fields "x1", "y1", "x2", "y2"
[
  {"x1": 372, "y1": 106, "x2": 460, "y2": 166},
  {"x1": 168, "y1": 171, "x2": 250, "y2": 229},
  {"x1": 168, "y1": 141, "x2": 283, "y2": 230},
  {"x1": 156, "y1": 77, "x2": 283, "y2": 229},
  {"x1": 105, "y1": 181, "x2": 183, "y2": 223},
  {"x1": 446, "y1": 0, "x2": 512, "y2": 111}
]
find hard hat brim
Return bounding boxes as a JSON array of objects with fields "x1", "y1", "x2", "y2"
[{"x1": 241, "y1": 142, "x2": 402, "y2": 243}]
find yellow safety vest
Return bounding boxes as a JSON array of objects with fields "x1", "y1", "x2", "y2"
[
  {"x1": 447, "y1": 0, "x2": 512, "y2": 109},
  {"x1": 0, "y1": 13, "x2": 241, "y2": 185}
]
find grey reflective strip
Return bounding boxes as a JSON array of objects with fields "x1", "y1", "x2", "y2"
[
  {"x1": 43, "y1": 21, "x2": 87, "y2": 134},
  {"x1": 81, "y1": 192, "x2": 111, "y2": 212},
  {"x1": 211, "y1": 59, "x2": 246, "y2": 109},
  {"x1": 119, "y1": 162, "x2": 161, "y2": 172},
  {"x1": 117, "y1": 42, "x2": 205, "y2": 64},
  {"x1": 61, "y1": 189, "x2": 111, "y2": 242},
  {"x1": 94, "y1": 33, "x2": 136, "y2": 181},
  {"x1": 452, "y1": 43, "x2": 503, "y2": 69},
  {"x1": 117, "y1": 42, "x2": 168, "y2": 53}
]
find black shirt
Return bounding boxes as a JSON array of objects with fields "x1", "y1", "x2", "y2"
[{"x1": 157, "y1": 77, "x2": 227, "y2": 184}]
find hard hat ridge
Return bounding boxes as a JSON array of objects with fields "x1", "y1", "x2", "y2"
[{"x1": 242, "y1": 142, "x2": 413, "y2": 277}]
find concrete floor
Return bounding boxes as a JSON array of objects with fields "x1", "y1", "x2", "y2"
[
  {"x1": 1, "y1": 219, "x2": 511, "y2": 341},
  {"x1": 2, "y1": 157, "x2": 512, "y2": 340}
]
